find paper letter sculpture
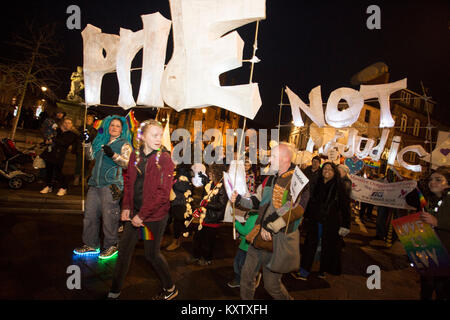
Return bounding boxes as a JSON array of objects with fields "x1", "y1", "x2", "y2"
[
  {"x1": 161, "y1": 0, "x2": 266, "y2": 120},
  {"x1": 286, "y1": 86, "x2": 325, "y2": 127},
  {"x1": 359, "y1": 78, "x2": 407, "y2": 128},
  {"x1": 224, "y1": 160, "x2": 249, "y2": 200},
  {"x1": 397, "y1": 145, "x2": 430, "y2": 172},
  {"x1": 82, "y1": 25, "x2": 120, "y2": 106},
  {"x1": 325, "y1": 88, "x2": 364, "y2": 128},
  {"x1": 117, "y1": 13, "x2": 171, "y2": 109}
]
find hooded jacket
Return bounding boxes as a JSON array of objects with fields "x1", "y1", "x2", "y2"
[{"x1": 85, "y1": 115, "x2": 132, "y2": 190}]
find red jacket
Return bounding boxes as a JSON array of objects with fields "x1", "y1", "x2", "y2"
[{"x1": 122, "y1": 150, "x2": 174, "y2": 222}]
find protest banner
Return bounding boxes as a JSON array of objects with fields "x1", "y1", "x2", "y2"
[
  {"x1": 392, "y1": 213, "x2": 450, "y2": 276},
  {"x1": 349, "y1": 174, "x2": 416, "y2": 209}
]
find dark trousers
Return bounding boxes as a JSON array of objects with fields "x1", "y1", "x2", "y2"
[
  {"x1": 45, "y1": 162, "x2": 67, "y2": 190},
  {"x1": 233, "y1": 248, "x2": 247, "y2": 282},
  {"x1": 301, "y1": 222, "x2": 322, "y2": 272},
  {"x1": 170, "y1": 205, "x2": 187, "y2": 239},
  {"x1": 360, "y1": 202, "x2": 374, "y2": 221},
  {"x1": 420, "y1": 275, "x2": 450, "y2": 300},
  {"x1": 376, "y1": 206, "x2": 389, "y2": 239},
  {"x1": 111, "y1": 215, "x2": 173, "y2": 293},
  {"x1": 301, "y1": 222, "x2": 342, "y2": 275},
  {"x1": 192, "y1": 226, "x2": 218, "y2": 261}
]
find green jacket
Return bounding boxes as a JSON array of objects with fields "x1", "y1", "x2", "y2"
[{"x1": 235, "y1": 212, "x2": 259, "y2": 252}]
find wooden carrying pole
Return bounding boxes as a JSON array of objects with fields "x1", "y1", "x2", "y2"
[{"x1": 81, "y1": 103, "x2": 88, "y2": 212}]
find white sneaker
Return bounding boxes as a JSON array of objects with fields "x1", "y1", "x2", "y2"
[
  {"x1": 56, "y1": 188, "x2": 67, "y2": 196},
  {"x1": 40, "y1": 186, "x2": 53, "y2": 194}
]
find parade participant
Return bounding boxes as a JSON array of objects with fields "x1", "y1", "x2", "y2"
[
  {"x1": 227, "y1": 204, "x2": 260, "y2": 289},
  {"x1": 245, "y1": 159, "x2": 256, "y2": 194},
  {"x1": 407, "y1": 166, "x2": 450, "y2": 300},
  {"x1": 73, "y1": 115, "x2": 132, "y2": 259},
  {"x1": 107, "y1": 119, "x2": 177, "y2": 300},
  {"x1": 40, "y1": 110, "x2": 66, "y2": 142},
  {"x1": 166, "y1": 163, "x2": 193, "y2": 251},
  {"x1": 303, "y1": 155, "x2": 321, "y2": 195},
  {"x1": 293, "y1": 162, "x2": 351, "y2": 280},
  {"x1": 73, "y1": 113, "x2": 97, "y2": 186},
  {"x1": 231, "y1": 142, "x2": 310, "y2": 300},
  {"x1": 227, "y1": 158, "x2": 260, "y2": 288},
  {"x1": 39, "y1": 117, "x2": 78, "y2": 196},
  {"x1": 186, "y1": 164, "x2": 227, "y2": 266},
  {"x1": 359, "y1": 168, "x2": 376, "y2": 222},
  {"x1": 337, "y1": 164, "x2": 352, "y2": 197}
]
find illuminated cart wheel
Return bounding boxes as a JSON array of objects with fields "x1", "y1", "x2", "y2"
[{"x1": 9, "y1": 177, "x2": 23, "y2": 189}]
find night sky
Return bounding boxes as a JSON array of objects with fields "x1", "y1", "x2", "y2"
[{"x1": 1, "y1": 0, "x2": 448, "y2": 126}]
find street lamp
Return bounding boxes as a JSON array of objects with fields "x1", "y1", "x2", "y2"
[{"x1": 41, "y1": 86, "x2": 48, "y2": 92}]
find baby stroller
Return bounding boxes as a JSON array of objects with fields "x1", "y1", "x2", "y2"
[{"x1": 0, "y1": 138, "x2": 36, "y2": 189}]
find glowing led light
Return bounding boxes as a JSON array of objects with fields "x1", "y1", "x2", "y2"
[
  {"x1": 98, "y1": 251, "x2": 118, "y2": 260},
  {"x1": 73, "y1": 248, "x2": 100, "y2": 256}
]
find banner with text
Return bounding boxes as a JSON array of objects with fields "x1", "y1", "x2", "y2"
[{"x1": 349, "y1": 174, "x2": 417, "y2": 209}]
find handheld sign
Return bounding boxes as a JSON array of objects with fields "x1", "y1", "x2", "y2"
[
  {"x1": 392, "y1": 213, "x2": 450, "y2": 276},
  {"x1": 290, "y1": 166, "x2": 309, "y2": 202}
]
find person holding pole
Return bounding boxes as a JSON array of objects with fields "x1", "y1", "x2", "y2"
[
  {"x1": 230, "y1": 142, "x2": 310, "y2": 300},
  {"x1": 73, "y1": 115, "x2": 132, "y2": 259}
]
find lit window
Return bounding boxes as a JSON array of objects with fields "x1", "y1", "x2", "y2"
[
  {"x1": 400, "y1": 114, "x2": 408, "y2": 132},
  {"x1": 413, "y1": 119, "x2": 420, "y2": 136},
  {"x1": 405, "y1": 93, "x2": 411, "y2": 104},
  {"x1": 400, "y1": 91, "x2": 411, "y2": 104},
  {"x1": 413, "y1": 96, "x2": 420, "y2": 109}
]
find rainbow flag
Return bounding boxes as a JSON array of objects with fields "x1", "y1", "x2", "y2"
[
  {"x1": 93, "y1": 119, "x2": 103, "y2": 130},
  {"x1": 139, "y1": 225, "x2": 154, "y2": 240},
  {"x1": 417, "y1": 188, "x2": 427, "y2": 210},
  {"x1": 126, "y1": 110, "x2": 140, "y2": 149}
]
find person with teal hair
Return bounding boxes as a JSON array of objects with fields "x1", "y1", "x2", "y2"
[{"x1": 74, "y1": 115, "x2": 133, "y2": 259}]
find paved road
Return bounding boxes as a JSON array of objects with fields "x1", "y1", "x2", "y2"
[{"x1": 0, "y1": 180, "x2": 421, "y2": 301}]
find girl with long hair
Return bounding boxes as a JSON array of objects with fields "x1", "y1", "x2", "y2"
[
  {"x1": 407, "y1": 166, "x2": 450, "y2": 300},
  {"x1": 108, "y1": 119, "x2": 177, "y2": 300}
]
